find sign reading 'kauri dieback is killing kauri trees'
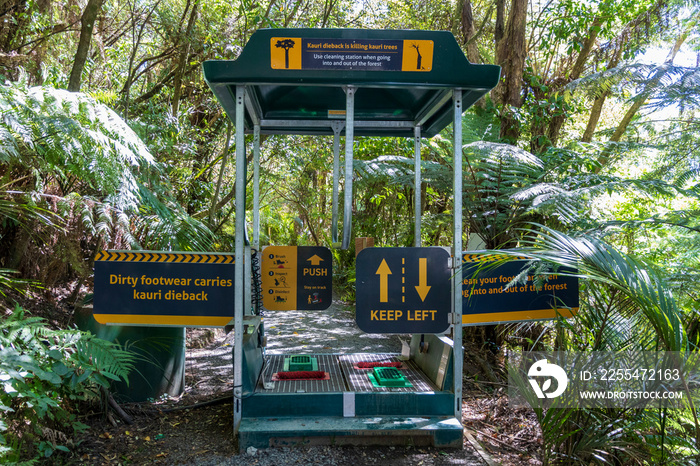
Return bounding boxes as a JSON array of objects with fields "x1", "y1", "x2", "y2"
[
  {"x1": 270, "y1": 37, "x2": 434, "y2": 72},
  {"x1": 462, "y1": 254, "x2": 579, "y2": 325},
  {"x1": 93, "y1": 251, "x2": 235, "y2": 327}
]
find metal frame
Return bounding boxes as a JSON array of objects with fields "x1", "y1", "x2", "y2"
[
  {"x1": 331, "y1": 121, "x2": 343, "y2": 246},
  {"x1": 231, "y1": 84, "x2": 467, "y2": 431},
  {"x1": 233, "y1": 85, "x2": 246, "y2": 431},
  {"x1": 413, "y1": 125, "x2": 421, "y2": 247},
  {"x1": 206, "y1": 28, "x2": 503, "y2": 436},
  {"x1": 342, "y1": 86, "x2": 355, "y2": 250},
  {"x1": 253, "y1": 124, "x2": 261, "y2": 250},
  {"x1": 452, "y1": 90, "x2": 463, "y2": 420}
]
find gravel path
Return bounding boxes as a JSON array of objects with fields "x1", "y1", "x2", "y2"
[
  {"x1": 262, "y1": 302, "x2": 406, "y2": 354},
  {"x1": 194, "y1": 444, "x2": 486, "y2": 465}
]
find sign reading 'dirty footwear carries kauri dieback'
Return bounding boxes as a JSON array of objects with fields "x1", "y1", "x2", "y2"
[
  {"x1": 355, "y1": 247, "x2": 451, "y2": 334},
  {"x1": 94, "y1": 251, "x2": 235, "y2": 327},
  {"x1": 461, "y1": 254, "x2": 579, "y2": 325}
]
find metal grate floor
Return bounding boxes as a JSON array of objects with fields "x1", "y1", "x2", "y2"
[
  {"x1": 256, "y1": 353, "x2": 439, "y2": 394},
  {"x1": 259, "y1": 354, "x2": 346, "y2": 393},
  {"x1": 338, "y1": 353, "x2": 437, "y2": 393}
]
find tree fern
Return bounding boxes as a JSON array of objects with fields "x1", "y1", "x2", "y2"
[
  {"x1": 0, "y1": 80, "x2": 155, "y2": 198},
  {"x1": 0, "y1": 80, "x2": 219, "y2": 292},
  {"x1": 562, "y1": 63, "x2": 699, "y2": 110}
]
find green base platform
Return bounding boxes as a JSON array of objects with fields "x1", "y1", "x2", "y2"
[
  {"x1": 238, "y1": 332, "x2": 462, "y2": 451},
  {"x1": 239, "y1": 416, "x2": 463, "y2": 449}
]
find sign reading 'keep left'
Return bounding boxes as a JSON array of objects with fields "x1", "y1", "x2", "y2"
[
  {"x1": 94, "y1": 251, "x2": 235, "y2": 327},
  {"x1": 355, "y1": 247, "x2": 451, "y2": 334}
]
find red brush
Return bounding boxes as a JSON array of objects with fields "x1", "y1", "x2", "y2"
[
  {"x1": 357, "y1": 361, "x2": 402, "y2": 369},
  {"x1": 275, "y1": 371, "x2": 327, "y2": 380}
]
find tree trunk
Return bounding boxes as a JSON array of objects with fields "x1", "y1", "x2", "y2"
[
  {"x1": 68, "y1": 0, "x2": 104, "y2": 92},
  {"x1": 581, "y1": 93, "x2": 607, "y2": 143},
  {"x1": 541, "y1": 16, "x2": 603, "y2": 150},
  {"x1": 493, "y1": 0, "x2": 527, "y2": 144},
  {"x1": 494, "y1": 0, "x2": 505, "y2": 44},
  {"x1": 171, "y1": 0, "x2": 199, "y2": 117},
  {"x1": 460, "y1": 0, "x2": 480, "y2": 64},
  {"x1": 583, "y1": 0, "x2": 671, "y2": 144},
  {"x1": 582, "y1": 42, "x2": 624, "y2": 143}
]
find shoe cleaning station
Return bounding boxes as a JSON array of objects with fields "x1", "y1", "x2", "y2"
[
  {"x1": 201, "y1": 28, "x2": 500, "y2": 448},
  {"x1": 92, "y1": 28, "x2": 579, "y2": 449}
]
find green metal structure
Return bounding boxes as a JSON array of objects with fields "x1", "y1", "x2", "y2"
[{"x1": 203, "y1": 28, "x2": 499, "y2": 449}]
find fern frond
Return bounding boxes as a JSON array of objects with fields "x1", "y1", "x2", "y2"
[{"x1": 72, "y1": 335, "x2": 136, "y2": 382}]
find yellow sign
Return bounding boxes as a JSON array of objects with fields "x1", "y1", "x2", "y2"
[
  {"x1": 269, "y1": 38, "x2": 433, "y2": 72},
  {"x1": 356, "y1": 247, "x2": 451, "y2": 334},
  {"x1": 461, "y1": 255, "x2": 579, "y2": 325},
  {"x1": 261, "y1": 246, "x2": 332, "y2": 311},
  {"x1": 262, "y1": 246, "x2": 298, "y2": 310},
  {"x1": 376, "y1": 259, "x2": 391, "y2": 303},
  {"x1": 401, "y1": 40, "x2": 433, "y2": 71},
  {"x1": 95, "y1": 251, "x2": 234, "y2": 264},
  {"x1": 415, "y1": 257, "x2": 431, "y2": 301},
  {"x1": 270, "y1": 37, "x2": 302, "y2": 69},
  {"x1": 93, "y1": 251, "x2": 235, "y2": 327}
]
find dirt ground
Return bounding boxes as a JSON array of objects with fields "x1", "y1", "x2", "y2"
[
  {"x1": 71, "y1": 396, "x2": 541, "y2": 465},
  {"x1": 60, "y1": 303, "x2": 542, "y2": 465}
]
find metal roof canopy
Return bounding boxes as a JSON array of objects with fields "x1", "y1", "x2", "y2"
[
  {"x1": 202, "y1": 28, "x2": 500, "y2": 437},
  {"x1": 203, "y1": 28, "x2": 499, "y2": 137}
]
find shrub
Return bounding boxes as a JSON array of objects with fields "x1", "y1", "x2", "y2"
[{"x1": 0, "y1": 306, "x2": 135, "y2": 462}]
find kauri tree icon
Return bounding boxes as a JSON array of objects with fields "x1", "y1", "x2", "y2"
[
  {"x1": 275, "y1": 39, "x2": 296, "y2": 69},
  {"x1": 411, "y1": 43, "x2": 422, "y2": 70}
]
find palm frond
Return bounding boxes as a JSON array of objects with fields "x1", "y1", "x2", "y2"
[{"x1": 503, "y1": 225, "x2": 687, "y2": 351}]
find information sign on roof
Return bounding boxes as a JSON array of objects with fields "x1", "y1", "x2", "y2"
[{"x1": 203, "y1": 28, "x2": 500, "y2": 137}]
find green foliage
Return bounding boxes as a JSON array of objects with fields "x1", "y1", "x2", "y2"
[
  {"x1": 0, "y1": 268, "x2": 35, "y2": 298},
  {"x1": 514, "y1": 225, "x2": 686, "y2": 351},
  {"x1": 0, "y1": 0, "x2": 698, "y2": 462},
  {"x1": 0, "y1": 79, "x2": 154, "y2": 281},
  {"x1": 0, "y1": 307, "x2": 136, "y2": 462},
  {"x1": 0, "y1": 79, "x2": 218, "y2": 290},
  {"x1": 495, "y1": 225, "x2": 697, "y2": 463},
  {"x1": 0, "y1": 78, "x2": 155, "y2": 198}
]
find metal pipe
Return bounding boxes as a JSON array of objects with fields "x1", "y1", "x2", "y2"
[
  {"x1": 331, "y1": 121, "x2": 343, "y2": 247},
  {"x1": 253, "y1": 124, "x2": 261, "y2": 250},
  {"x1": 414, "y1": 125, "x2": 421, "y2": 247},
  {"x1": 452, "y1": 89, "x2": 463, "y2": 422},
  {"x1": 233, "y1": 85, "x2": 246, "y2": 434},
  {"x1": 342, "y1": 87, "x2": 355, "y2": 250}
]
